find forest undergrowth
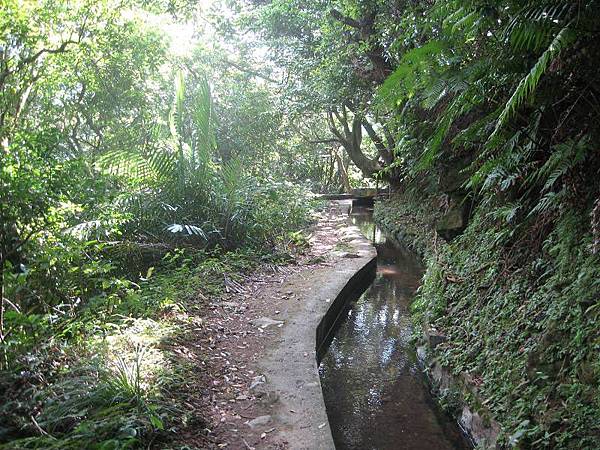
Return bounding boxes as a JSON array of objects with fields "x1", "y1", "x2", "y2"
[
  {"x1": 0, "y1": 240, "x2": 314, "y2": 450},
  {"x1": 376, "y1": 191, "x2": 600, "y2": 448}
]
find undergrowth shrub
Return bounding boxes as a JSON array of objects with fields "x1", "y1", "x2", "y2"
[
  {"x1": 409, "y1": 203, "x2": 600, "y2": 448},
  {"x1": 0, "y1": 246, "x2": 283, "y2": 449}
]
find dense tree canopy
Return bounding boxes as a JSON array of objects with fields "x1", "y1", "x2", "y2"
[
  {"x1": 0, "y1": 1, "x2": 322, "y2": 447},
  {"x1": 1, "y1": 0, "x2": 599, "y2": 448}
]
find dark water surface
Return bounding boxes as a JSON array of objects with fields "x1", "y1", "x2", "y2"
[{"x1": 318, "y1": 206, "x2": 469, "y2": 450}]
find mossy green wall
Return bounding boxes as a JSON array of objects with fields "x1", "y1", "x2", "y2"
[{"x1": 375, "y1": 194, "x2": 600, "y2": 449}]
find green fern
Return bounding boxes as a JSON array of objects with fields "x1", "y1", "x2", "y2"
[
  {"x1": 492, "y1": 24, "x2": 575, "y2": 137},
  {"x1": 377, "y1": 40, "x2": 447, "y2": 107},
  {"x1": 504, "y1": 1, "x2": 574, "y2": 51},
  {"x1": 528, "y1": 138, "x2": 589, "y2": 193}
]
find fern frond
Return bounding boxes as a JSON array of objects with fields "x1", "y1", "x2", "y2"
[
  {"x1": 489, "y1": 202, "x2": 522, "y2": 224},
  {"x1": 504, "y1": 1, "x2": 574, "y2": 51},
  {"x1": 528, "y1": 190, "x2": 564, "y2": 216},
  {"x1": 527, "y1": 138, "x2": 589, "y2": 192},
  {"x1": 377, "y1": 40, "x2": 447, "y2": 107},
  {"x1": 420, "y1": 78, "x2": 447, "y2": 110},
  {"x1": 508, "y1": 22, "x2": 554, "y2": 52},
  {"x1": 451, "y1": 9, "x2": 481, "y2": 36},
  {"x1": 491, "y1": 24, "x2": 574, "y2": 138}
]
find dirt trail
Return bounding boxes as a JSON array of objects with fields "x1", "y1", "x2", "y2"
[{"x1": 172, "y1": 202, "x2": 375, "y2": 449}]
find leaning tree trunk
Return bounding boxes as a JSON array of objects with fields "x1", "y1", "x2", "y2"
[{"x1": 327, "y1": 107, "x2": 381, "y2": 178}]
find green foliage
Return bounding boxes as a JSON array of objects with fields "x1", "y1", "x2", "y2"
[
  {"x1": 415, "y1": 207, "x2": 600, "y2": 448},
  {"x1": 492, "y1": 25, "x2": 575, "y2": 137},
  {"x1": 1, "y1": 2, "x2": 318, "y2": 449},
  {"x1": 377, "y1": 40, "x2": 447, "y2": 106},
  {"x1": 5, "y1": 0, "x2": 600, "y2": 447},
  {"x1": 0, "y1": 245, "x2": 280, "y2": 448},
  {"x1": 367, "y1": 2, "x2": 600, "y2": 446}
]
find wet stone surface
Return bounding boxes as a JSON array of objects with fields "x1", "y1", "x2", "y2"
[{"x1": 319, "y1": 207, "x2": 470, "y2": 450}]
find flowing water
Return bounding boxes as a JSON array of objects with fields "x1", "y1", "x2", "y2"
[{"x1": 318, "y1": 206, "x2": 469, "y2": 450}]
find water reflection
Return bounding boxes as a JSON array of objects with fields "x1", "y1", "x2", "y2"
[{"x1": 318, "y1": 207, "x2": 469, "y2": 450}]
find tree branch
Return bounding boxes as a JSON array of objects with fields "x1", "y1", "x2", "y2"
[
  {"x1": 0, "y1": 226, "x2": 40, "y2": 266},
  {"x1": 362, "y1": 119, "x2": 393, "y2": 165},
  {"x1": 220, "y1": 58, "x2": 280, "y2": 84},
  {"x1": 307, "y1": 138, "x2": 341, "y2": 145},
  {"x1": 382, "y1": 124, "x2": 396, "y2": 150},
  {"x1": 327, "y1": 110, "x2": 347, "y2": 144},
  {"x1": 329, "y1": 9, "x2": 361, "y2": 29},
  {"x1": 0, "y1": 39, "x2": 80, "y2": 89}
]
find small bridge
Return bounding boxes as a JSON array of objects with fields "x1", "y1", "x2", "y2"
[{"x1": 318, "y1": 188, "x2": 389, "y2": 207}]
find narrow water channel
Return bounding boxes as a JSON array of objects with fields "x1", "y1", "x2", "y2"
[{"x1": 318, "y1": 205, "x2": 469, "y2": 450}]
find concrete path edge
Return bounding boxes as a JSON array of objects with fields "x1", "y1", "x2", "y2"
[{"x1": 259, "y1": 206, "x2": 377, "y2": 449}]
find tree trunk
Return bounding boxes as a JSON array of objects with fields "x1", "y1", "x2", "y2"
[
  {"x1": 334, "y1": 147, "x2": 352, "y2": 193},
  {"x1": 327, "y1": 107, "x2": 381, "y2": 178}
]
